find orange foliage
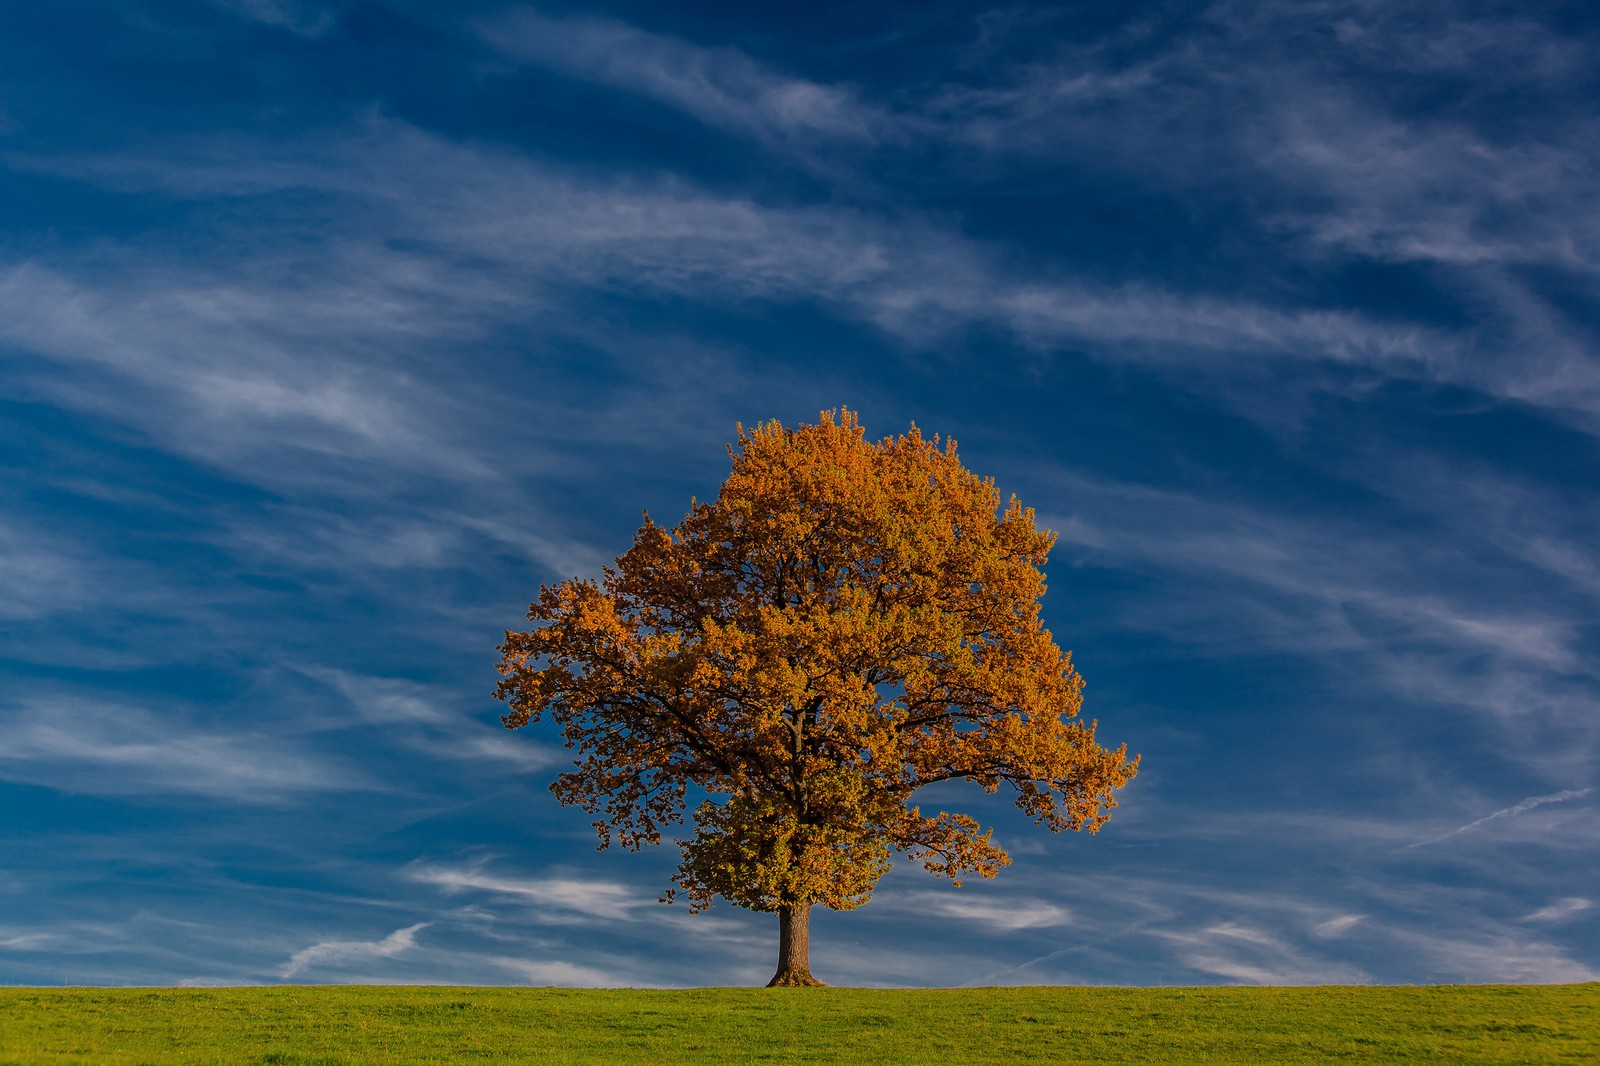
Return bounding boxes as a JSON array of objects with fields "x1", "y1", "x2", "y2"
[{"x1": 495, "y1": 409, "x2": 1138, "y2": 916}]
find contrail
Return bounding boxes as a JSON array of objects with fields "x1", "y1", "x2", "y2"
[{"x1": 1410, "y1": 788, "x2": 1593, "y2": 848}]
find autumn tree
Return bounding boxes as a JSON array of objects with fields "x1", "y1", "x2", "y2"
[{"x1": 495, "y1": 410, "x2": 1138, "y2": 986}]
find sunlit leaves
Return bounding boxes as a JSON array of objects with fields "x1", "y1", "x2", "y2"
[{"x1": 495, "y1": 409, "x2": 1138, "y2": 914}]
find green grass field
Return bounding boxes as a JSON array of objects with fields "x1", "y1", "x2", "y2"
[{"x1": 1, "y1": 984, "x2": 1595, "y2": 1064}]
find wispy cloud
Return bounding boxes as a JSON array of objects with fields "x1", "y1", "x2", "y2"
[
  {"x1": 951, "y1": 863, "x2": 1599, "y2": 987},
  {"x1": 1039, "y1": 465, "x2": 1600, "y2": 767},
  {"x1": 410, "y1": 862, "x2": 645, "y2": 923},
  {"x1": 854, "y1": 0, "x2": 1600, "y2": 421},
  {"x1": 0, "y1": 518, "x2": 92, "y2": 620},
  {"x1": 300, "y1": 667, "x2": 560, "y2": 773},
  {"x1": 281, "y1": 921, "x2": 429, "y2": 978},
  {"x1": 1410, "y1": 789, "x2": 1594, "y2": 848},
  {"x1": 0, "y1": 257, "x2": 494, "y2": 481},
  {"x1": 1148, "y1": 920, "x2": 1371, "y2": 985},
  {"x1": 479, "y1": 9, "x2": 902, "y2": 160},
  {"x1": 299, "y1": 666, "x2": 458, "y2": 727},
  {"x1": 1311, "y1": 914, "x2": 1366, "y2": 938},
  {"x1": 1388, "y1": 928, "x2": 1600, "y2": 984},
  {"x1": 924, "y1": 1, "x2": 1599, "y2": 275},
  {"x1": 207, "y1": 0, "x2": 334, "y2": 38},
  {"x1": 5, "y1": 118, "x2": 1553, "y2": 429},
  {"x1": 470, "y1": 953, "x2": 630, "y2": 988},
  {"x1": 18, "y1": 1, "x2": 1589, "y2": 438},
  {"x1": 0, "y1": 253, "x2": 614, "y2": 593},
  {"x1": 0, "y1": 698, "x2": 376, "y2": 801},
  {"x1": 892, "y1": 890, "x2": 1070, "y2": 931},
  {"x1": 1522, "y1": 898, "x2": 1592, "y2": 924}
]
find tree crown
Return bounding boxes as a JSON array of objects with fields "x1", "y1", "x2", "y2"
[{"x1": 496, "y1": 409, "x2": 1137, "y2": 913}]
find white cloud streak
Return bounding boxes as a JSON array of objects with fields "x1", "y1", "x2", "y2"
[
  {"x1": 299, "y1": 667, "x2": 560, "y2": 773},
  {"x1": 0, "y1": 699, "x2": 374, "y2": 801},
  {"x1": 472, "y1": 953, "x2": 629, "y2": 988},
  {"x1": 1311, "y1": 914, "x2": 1366, "y2": 938},
  {"x1": 480, "y1": 9, "x2": 901, "y2": 159},
  {"x1": 1039, "y1": 465, "x2": 1600, "y2": 771},
  {"x1": 891, "y1": 890, "x2": 1070, "y2": 932},
  {"x1": 1410, "y1": 789, "x2": 1595, "y2": 848},
  {"x1": 410, "y1": 863, "x2": 645, "y2": 923},
  {"x1": 1, "y1": 116, "x2": 1544, "y2": 426},
  {"x1": 281, "y1": 922, "x2": 429, "y2": 978},
  {"x1": 459, "y1": 3, "x2": 1600, "y2": 425},
  {"x1": 957, "y1": 864, "x2": 1599, "y2": 987},
  {"x1": 1522, "y1": 898, "x2": 1592, "y2": 924},
  {"x1": 0, "y1": 518, "x2": 92, "y2": 621},
  {"x1": 1148, "y1": 920, "x2": 1372, "y2": 985}
]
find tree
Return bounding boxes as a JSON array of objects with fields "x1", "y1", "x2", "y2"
[{"x1": 495, "y1": 410, "x2": 1138, "y2": 986}]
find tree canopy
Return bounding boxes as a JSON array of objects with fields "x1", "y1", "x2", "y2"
[{"x1": 495, "y1": 410, "x2": 1138, "y2": 985}]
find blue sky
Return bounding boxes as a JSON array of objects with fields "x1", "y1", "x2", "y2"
[{"x1": 1, "y1": 0, "x2": 1597, "y2": 987}]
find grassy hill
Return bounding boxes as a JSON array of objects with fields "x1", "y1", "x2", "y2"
[{"x1": 2, "y1": 984, "x2": 1595, "y2": 1064}]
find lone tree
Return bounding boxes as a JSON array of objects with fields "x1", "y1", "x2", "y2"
[{"x1": 495, "y1": 410, "x2": 1137, "y2": 986}]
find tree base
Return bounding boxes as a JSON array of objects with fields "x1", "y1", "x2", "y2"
[
  {"x1": 767, "y1": 903, "x2": 825, "y2": 987},
  {"x1": 766, "y1": 969, "x2": 826, "y2": 987}
]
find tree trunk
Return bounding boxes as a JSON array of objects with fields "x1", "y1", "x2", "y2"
[{"x1": 766, "y1": 903, "x2": 825, "y2": 987}]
